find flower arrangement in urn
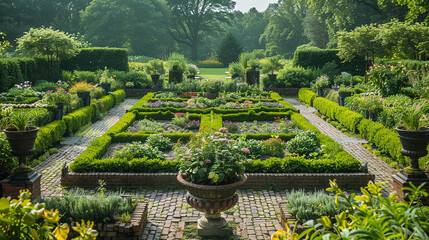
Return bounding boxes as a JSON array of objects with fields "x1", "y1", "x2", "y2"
[{"x1": 177, "y1": 127, "x2": 246, "y2": 185}]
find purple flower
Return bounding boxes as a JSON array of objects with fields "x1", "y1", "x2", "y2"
[{"x1": 219, "y1": 127, "x2": 228, "y2": 133}]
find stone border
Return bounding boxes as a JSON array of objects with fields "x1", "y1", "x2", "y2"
[
  {"x1": 61, "y1": 168, "x2": 374, "y2": 189},
  {"x1": 90, "y1": 201, "x2": 148, "y2": 240}
]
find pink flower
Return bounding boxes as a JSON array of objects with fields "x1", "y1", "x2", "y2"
[
  {"x1": 241, "y1": 148, "x2": 250, "y2": 154},
  {"x1": 219, "y1": 127, "x2": 228, "y2": 133}
]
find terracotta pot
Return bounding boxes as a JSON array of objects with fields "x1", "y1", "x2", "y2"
[{"x1": 3, "y1": 127, "x2": 39, "y2": 153}]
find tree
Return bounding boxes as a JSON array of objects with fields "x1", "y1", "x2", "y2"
[
  {"x1": 303, "y1": 9, "x2": 329, "y2": 48},
  {"x1": 260, "y1": 0, "x2": 308, "y2": 57},
  {"x1": 378, "y1": 0, "x2": 429, "y2": 22},
  {"x1": 16, "y1": 27, "x2": 82, "y2": 80},
  {"x1": 167, "y1": 0, "x2": 235, "y2": 61},
  {"x1": 217, "y1": 33, "x2": 243, "y2": 66},
  {"x1": 81, "y1": 0, "x2": 172, "y2": 57},
  {"x1": 0, "y1": 32, "x2": 11, "y2": 56}
]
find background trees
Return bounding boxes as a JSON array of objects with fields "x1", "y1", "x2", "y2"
[
  {"x1": 0, "y1": 0, "x2": 426, "y2": 61},
  {"x1": 166, "y1": 0, "x2": 235, "y2": 61}
]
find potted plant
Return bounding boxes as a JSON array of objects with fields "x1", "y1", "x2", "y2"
[
  {"x1": 43, "y1": 88, "x2": 71, "y2": 120},
  {"x1": 3, "y1": 110, "x2": 39, "y2": 180},
  {"x1": 167, "y1": 53, "x2": 187, "y2": 84},
  {"x1": 69, "y1": 82, "x2": 93, "y2": 106},
  {"x1": 262, "y1": 55, "x2": 282, "y2": 82},
  {"x1": 144, "y1": 59, "x2": 166, "y2": 88},
  {"x1": 185, "y1": 64, "x2": 199, "y2": 80},
  {"x1": 176, "y1": 128, "x2": 247, "y2": 237},
  {"x1": 338, "y1": 85, "x2": 353, "y2": 106},
  {"x1": 98, "y1": 67, "x2": 114, "y2": 93},
  {"x1": 313, "y1": 75, "x2": 330, "y2": 97},
  {"x1": 201, "y1": 80, "x2": 222, "y2": 99},
  {"x1": 228, "y1": 62, "x2": 244, "y2": 79},
  {"x1": 395, "y1": 101, "x2": 429, "y2": 177},
  {"x1": 245, "y1": 59, "x2": 261, "y2": 85}
]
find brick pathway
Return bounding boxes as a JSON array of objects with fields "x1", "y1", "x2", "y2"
[
  {"x1": 139, "y1": 189, "x2": 284, "y2": 240},
  {"x1": 34, "y1": 99, "x2": 139, "y2": 197},
  {"x1": 285, "y1": 98, "x2": 397, "y2": 192}
]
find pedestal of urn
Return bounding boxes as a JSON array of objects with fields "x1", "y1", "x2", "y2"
[{"x1": 177, "y1": 173, "x2": 247, "y2": 237}]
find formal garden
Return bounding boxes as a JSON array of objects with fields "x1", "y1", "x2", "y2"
[{"x1": 1, "y1": 0, "x2": 429, "y2": 239}]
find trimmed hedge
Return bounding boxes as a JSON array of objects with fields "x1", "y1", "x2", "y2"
[
  {"x1": 200, "y1": 113, "x2": 223, "y2": 132},
  {"x1": 270, "y1": 92, "x2": 297, "y2": 112},
  {"x1": 298, "y1": 88, "x2": 317, "y2": 106},
  {"x1": 61, "y1": 47, "x2": 129, "y2": 72},
  {"x1": 70, "y1": 155, "x2": 361, "y2": 174},
  {"x1": 110, "y1": 89, "x2": 126, "y2": 106},
  {"x1": 300, "y1": 94, "x2": 416, "y2": 167},
  {"x1": 63, "y1": 106, "x2": 94, "y2": 136},
  {"x1": 112, "y1": 132, "x2": 193, "y2": 143},
  {"x1": 221, "y1": 110, "x2": 292, "y2": 122},
  {"x1": 128, "y1": 92, "x2": 155, "y2": 111},
  {"x1": 313, "y1": 97, "x2": 363, "y2": 133},
  {"x1": 34, "y1": 120, "x2": 66, "y2": 155},
  {"x1": 135, "y1": 111, "x2": 201, "y2": 121},
  {"x1": 292, "y1": 45, "x2": 366, "y2": 75}
]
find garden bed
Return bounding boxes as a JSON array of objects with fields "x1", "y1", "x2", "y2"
[{"x1": 65, "y1": 92, "x2": 374, "y2": 189}]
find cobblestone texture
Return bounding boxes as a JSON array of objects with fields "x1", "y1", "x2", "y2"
[
  {"x1": 285, "y1": 98, "x2": 397, "y2": 193},
  {"x1": 139, "y1": 189, "x2": 284, "y2": 240},
  {"x1": 34, "y1": 99, "x2": 139, "y2": 197}
]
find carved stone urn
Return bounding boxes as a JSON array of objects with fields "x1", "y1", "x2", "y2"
[{"x1": 177, "y1": 173, "x2": 247, "y2": 237}]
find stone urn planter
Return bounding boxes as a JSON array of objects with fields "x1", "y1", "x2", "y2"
[
  {"x1": 100, "y1": 83, "x2": 111, "y2": 94},
  {"x1": 395, "y1": 127, "x2": 429, "y2": 174},
  {"x1": 393, "y1": 126, "x2": 429, "y2": 204},
  {"x1": 77, "y1": 91, "x2": 91, "y2": 106},
  {"x1": 245, "y1": 70, "x2": 260, "y2": 85},
  {"x1": 317, "y1": 87, "x2": 323, "y2": 97},
  {"x1": 4, "y1": 126, "x2": 39, "y2": 154},
  {"x1": 169, "y1": 66, "x2": 183, "y2": 84},
  {"x1": 268, "y1": 74, "x2": 277, "y2": 82},
  {"x1": 2, "y1": 126, "x2": 41, "y2": 198},
  {"x1": 177, "y1": 173, "x2": 247, "y2": 237}
]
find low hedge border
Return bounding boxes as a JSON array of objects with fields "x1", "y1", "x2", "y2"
[
  {"x1": 127, "y1": 93, "x2": 155, "y2": 112},
  {"x1": 61, "y1": 171, "x2": 374, "y2": 189},
  {"x1": 131, "y1": 106, "x2": 294, "y2": 114},
  {"x1": 270, "y1": 92, "x2": 297, "y2": 112},
  {"x1": 221, "y1": 110, "x2": 293, "y2": 122},
  {"x1": 298, "y1": 92, "x2": 415, "y2": 167},
  {"x1": 298, "y1": 88, "x2": 317, "y2": 106},
  {"x1": 33, "y1": 90, "x2": 125, "y2": 160},
  {"x1": 152, "y1": 98, "x2": 277, "y2": 103}
]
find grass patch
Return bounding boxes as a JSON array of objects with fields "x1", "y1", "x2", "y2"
[{"x1": 199, "y1": 68, "x2": 228, "y2": 79}]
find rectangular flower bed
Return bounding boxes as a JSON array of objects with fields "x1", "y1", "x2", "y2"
[{"x1": 63, "y1": 92, "x2": 375, "y2": 190}]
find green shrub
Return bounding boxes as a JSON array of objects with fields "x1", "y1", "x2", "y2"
[
  {"x1": 286, "y1": 130, "x2": 320, "y2": 156},
  {"x1": 63, "y1": 106, "x2": 94, "y2": 136},
  {"x1": 61, "y1": 47, "x2": 129, "y2": 72},
  {"x1": 293, "y1": 45, "x2": 366, "y2": 76},
  {"x1": 34, "y1": 120, "x2": 66, "y2": 155},
  {"x1": 286, "y1": 190, "x2": 343, "y2": 223},
  {"x1": 273, "y1": 67, "x2": 313, "y2": 87},
  {"x1": 145, "y1": 134, "x2": 173, "y2": 151},
  {"x1": 115, "y1": 141, "x2": 164, "y2": 160},
  {"x1": 72, "y1": 71, "x2": 98, "y2": 84},
  {"x1": 298, "y1": 88, "x2": 317, "y2": 106}
]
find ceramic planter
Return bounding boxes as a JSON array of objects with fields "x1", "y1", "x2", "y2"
[
  {"x1": 395, "y1": 126, "x2": 429, "y2": 170},
  {"x1": 100, "y1": 83, "x2": 111, "y2": 93},
  {"x1": 4, "y1": 127, "x2": 39, "y2": 154},
  {"x1": 77, "y1": 91, "x2": 91, "y2": 106}
]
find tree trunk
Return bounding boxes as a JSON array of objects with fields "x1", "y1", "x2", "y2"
[{"x1": 191, "y1": 40, "x2": 198, "y2": 61}]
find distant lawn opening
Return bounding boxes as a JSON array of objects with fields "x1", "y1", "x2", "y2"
[{"x1": 199, "y1": 68, "x2": 228, "y2": 79}]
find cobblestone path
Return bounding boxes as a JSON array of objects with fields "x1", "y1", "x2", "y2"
[
  {"x1": 139, "y1": 189, "x2": 284, "y2": 240},
  {"x1": 285, "y1": 98, "x2": 397, "y2": 192},
  {"x1": 34, "y1": 99, "x2": 139, "y2": 197}
]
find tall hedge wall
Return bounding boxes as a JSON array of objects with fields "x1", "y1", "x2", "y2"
[
  {"x1": 61, "y1": 47, "x2": 129, "y2": 72},
  {"x1": 292, "y1": 45, "x2": 366, "y2": 76}
]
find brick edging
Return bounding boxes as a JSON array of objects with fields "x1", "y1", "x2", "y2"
[{"x1": 61, "y1": 170, "x2": 374, "y2": 189}]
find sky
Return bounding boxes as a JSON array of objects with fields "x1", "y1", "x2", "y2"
[{"x1": 234, "y1": 0, "x2": 278, "y2": 12}]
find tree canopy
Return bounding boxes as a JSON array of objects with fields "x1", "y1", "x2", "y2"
[{"x1": 167, "y1": 0, "x2": 235, "y2": 60}]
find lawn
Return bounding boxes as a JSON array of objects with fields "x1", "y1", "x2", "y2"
[{"x1": 198, "y1": 68, "x2": 228, "y2": 79}]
